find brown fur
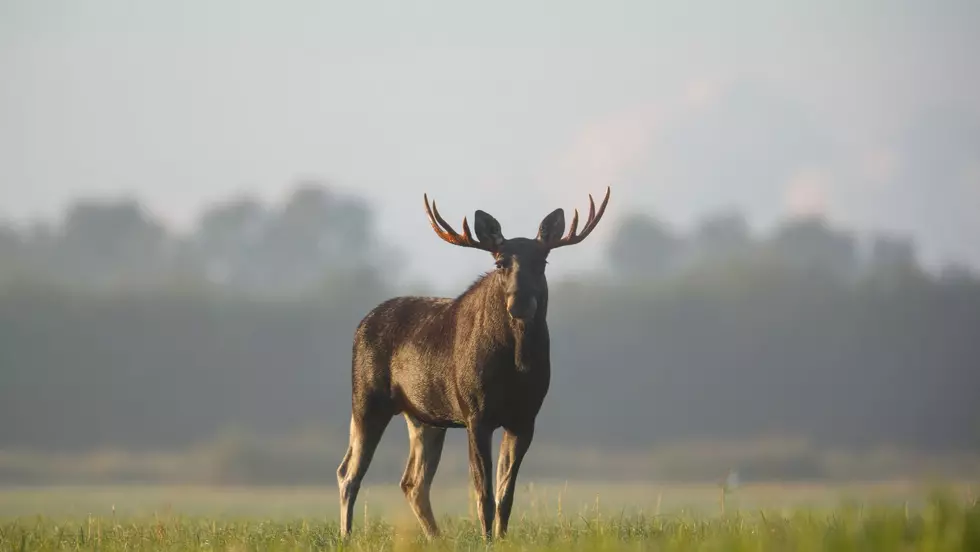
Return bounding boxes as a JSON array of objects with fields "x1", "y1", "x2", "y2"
[{"x1": 336, "y1": 188, "x2": 610, "y2": 541}]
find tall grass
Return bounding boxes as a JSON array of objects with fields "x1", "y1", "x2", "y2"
[{"x1": 1, "y1": 490, "x2": 977, "y2": 551}]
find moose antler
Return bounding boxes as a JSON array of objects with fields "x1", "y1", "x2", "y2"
[
  {"x1": 423, "y1": 194, "x2": 498, "y2": 251},
  {"x1": 548, "y1": 186, "x2": 611, "y2": 249}
]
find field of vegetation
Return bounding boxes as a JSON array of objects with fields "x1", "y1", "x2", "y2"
[{"x1": 1, "y1": 482, "x2": 978, "y2": 551}]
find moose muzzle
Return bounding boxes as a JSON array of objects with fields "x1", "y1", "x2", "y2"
[{"x1": 506, "y1": 294, "x2": 538, "y2": 321}]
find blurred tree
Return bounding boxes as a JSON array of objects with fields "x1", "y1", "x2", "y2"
[
  {"x1": 606, "y1": 212, "x2": 684, "y2": 280},
  {"x1": 766, "y1": 215, "x2": 858, "y2": 280},
  {"x1": 0, "y1": 224, "x2": 25, "y2": 284},
  {"x1": 190, "y1": 195, "x2": 268, "y2": 288},
  {"x1": 939, "y1": 262, "x2": 976, "y2": 285},
  {"x1": 869, "y1": 234, "x2": 918, "y2": 270},
  {"x1": 863, "y1": 233, "x2": 924, "y2": 289},
  {"x1": 50, "y1": 198, "x2": 172, "y2": 288},
  {"x1": 251, "y1": 180, "x2": 391, "y2": 295},
  {"x1": 20, "y1": 222, "x2": 57, "y2": 284},
  {"x1": 685, "y1": 209, "x2": 753, "y2": 268}
]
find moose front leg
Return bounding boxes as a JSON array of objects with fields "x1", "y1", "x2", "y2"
[
  {"x1": 466, "y1": 423, "x2": 496, "y2": 541},
  {"x1": 493, "y1": 425, "x2": 534, "y2": 538}
]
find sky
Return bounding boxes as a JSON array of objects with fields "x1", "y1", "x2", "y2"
[{"x1": 1, "y1": 0, "x2": 978, "y2": 289}]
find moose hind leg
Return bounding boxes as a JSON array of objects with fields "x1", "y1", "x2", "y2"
[
  {"x1": 337, "y1": 412, "x2": 390, "y2": 538},
  {"x1": 399, "y1": 414, "x2": 447, "y2": 538}
]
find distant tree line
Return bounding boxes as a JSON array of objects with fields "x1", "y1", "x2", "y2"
[
  {"x1": 1, "y1": 180, "x2": 975, "y2": 296},
  {"x1": 605, "y1": 209, "x2": 974, "y2": 286},
  {"x1": 0, "y1": 181, "x2": 978, "y2": 465},
  {"x1": 0, "y1": 180, "x2": 398, "y2": 297}
]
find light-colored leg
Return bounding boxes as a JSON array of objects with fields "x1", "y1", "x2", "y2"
[
  {"x1": 493, "y1": 425, "x2": 534, "y2": 538},
  {"x1": 337, "y1": 414, "x2": 389, "y2": 538},
  {"x1": 399, "y1": 414, "x2": 447, "y2": 538}
]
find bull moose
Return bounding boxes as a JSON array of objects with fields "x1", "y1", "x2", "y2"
[{"x1": 336, "y1": 187, "x2": 611, "y2": 541}]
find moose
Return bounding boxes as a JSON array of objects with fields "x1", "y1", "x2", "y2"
[{"x1": 336, "y1": 187, "x2": 611, "y2": 541}]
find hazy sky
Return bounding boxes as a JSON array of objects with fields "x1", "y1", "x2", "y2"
[{"x1": 2, "y1": 0, "x2": 978, "y2": 288}]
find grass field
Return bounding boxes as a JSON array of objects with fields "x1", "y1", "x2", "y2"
[{"x1": 0, "y1": 481, "x2": 977, "y2": 550}]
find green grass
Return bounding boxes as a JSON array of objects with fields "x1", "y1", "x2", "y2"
[
  {"x1": 0, "y1": 483, "x2": 977, "y2": 550},
  {"x1": 2, "y1": 500, "x2": 978, "y2": 551}
]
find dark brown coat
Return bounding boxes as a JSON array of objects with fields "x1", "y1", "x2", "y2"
[{"x1": 336, "y1": 188, "x2": 610, "y2": 541}]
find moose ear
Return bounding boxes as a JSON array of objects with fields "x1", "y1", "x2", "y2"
[
  {"x1": 473, "y1": 210, "x2": 505, "y2": 248},
  {"x1": 536, "y1": 208, "x2": 565, "y2": 245}
]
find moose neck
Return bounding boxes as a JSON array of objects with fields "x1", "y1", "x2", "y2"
[
  {"x1": 509, "y1": 289, "x2": 548, "y2": 372},
  {"x1": 456, "y1": 270, "x2": 548, "y2": 371}
]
